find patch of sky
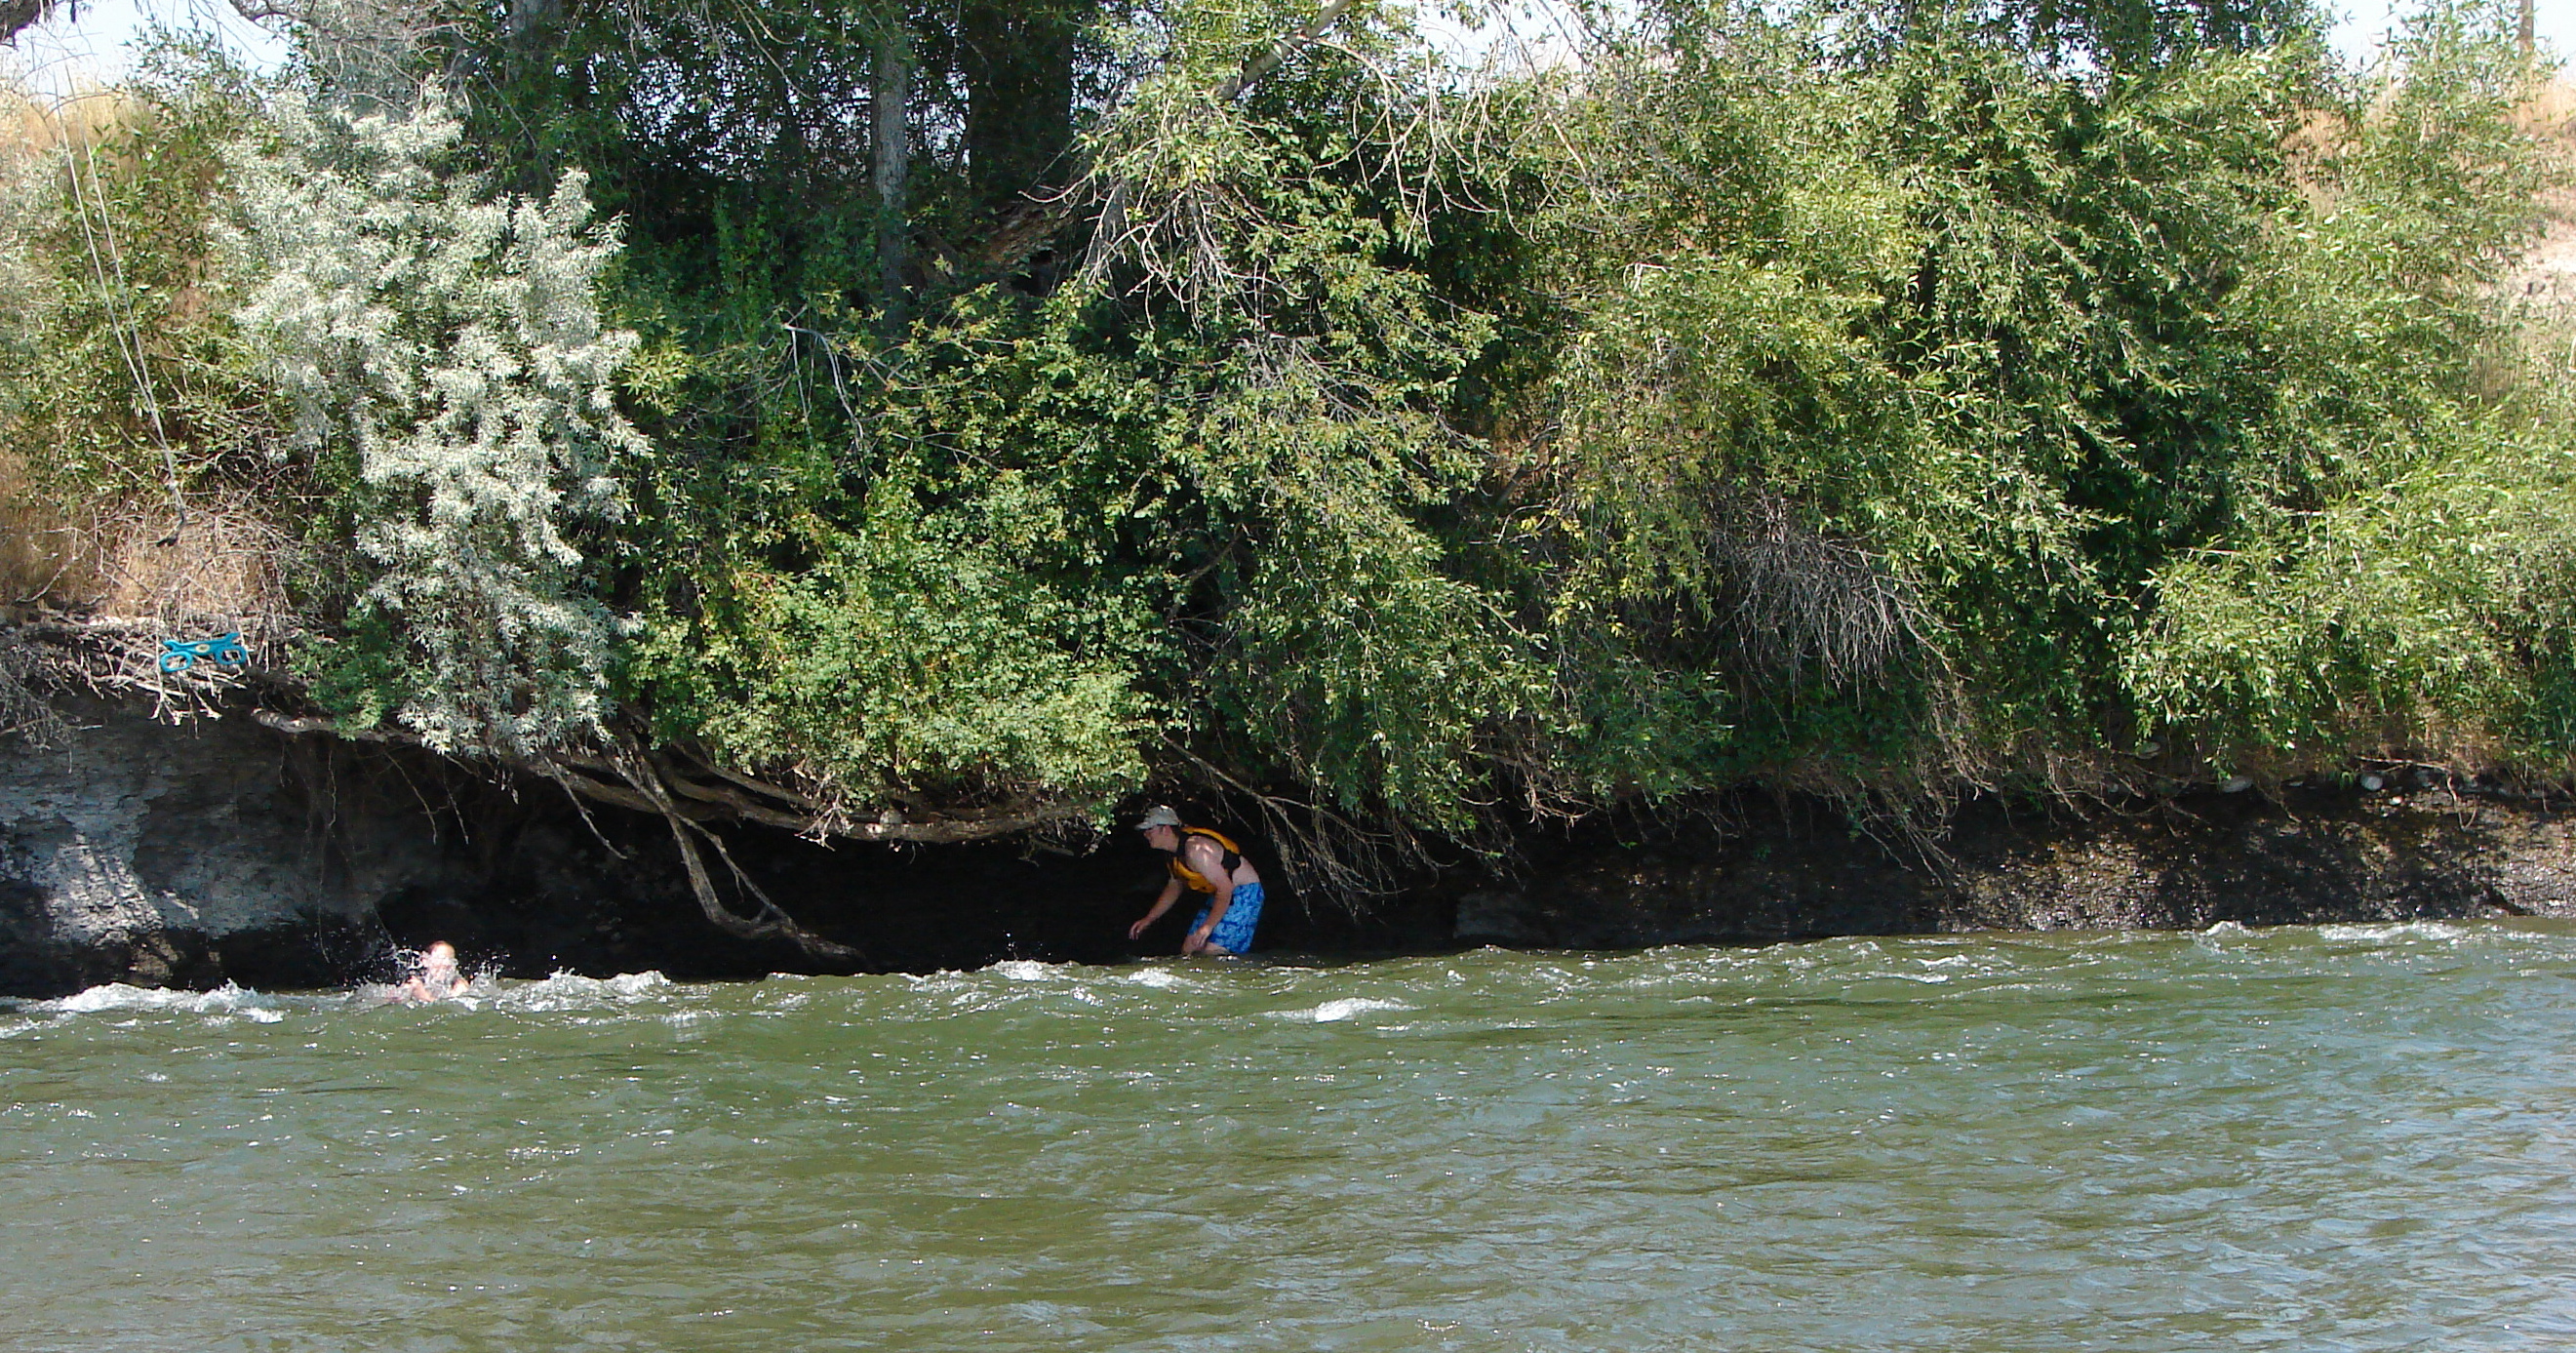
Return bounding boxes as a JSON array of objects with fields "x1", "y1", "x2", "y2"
[{"x1": 8, "y1": 1, "x2": 2573, "y2": 109}]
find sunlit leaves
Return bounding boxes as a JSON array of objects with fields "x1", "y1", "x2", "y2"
[{"x1": 220, "y1": 88, "x2": 646, "y2": 755}]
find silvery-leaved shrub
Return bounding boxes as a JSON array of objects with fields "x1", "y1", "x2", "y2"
[{"x1": 219, "y1": 87, "x2": 643, "y2": 757}]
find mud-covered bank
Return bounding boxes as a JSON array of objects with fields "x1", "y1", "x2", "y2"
[
  {"x1": 5, "y1": 693, "x2": 2575, "y2": 996},
  {"x1": 0, "y1": 694, "x2": 1442, "y2": 996},
  {"x1": 1456, "y1": 786, "x2": 2576, "y2": 947}
]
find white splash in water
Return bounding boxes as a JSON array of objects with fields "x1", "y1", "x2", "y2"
[
  {"x1": 45, "y1": 982, "x2": 284, "y2": 1019},
  {"x1": 2317, "y1": 922, "x2": 2470, "y2": 943},
  {"x1": 487, "y1": 971, "x2": 678, "y2": 1013},
  {"x1": 1284, "y1": 997, "x2": 1413, "y2": 1023}
]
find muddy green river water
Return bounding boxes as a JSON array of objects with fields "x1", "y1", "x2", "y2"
[{"x1": 3, "y1": 920, "x2": 2573, "y2": 1350}]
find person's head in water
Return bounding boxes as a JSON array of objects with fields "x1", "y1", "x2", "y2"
[
  {"x1": 1136, "y1": 804, "x2": 1184, "y2": 854},
  {"x1": 394, "y1": 940, "x2": 471, "y2": 1002}
]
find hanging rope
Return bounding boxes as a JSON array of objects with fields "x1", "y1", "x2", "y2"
[{"x1": 59, "y1": 101, "x2": 187, "y2": 546}]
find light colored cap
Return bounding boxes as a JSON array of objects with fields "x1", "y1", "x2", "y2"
[{"x1": 1135, "y1": 805, "x2": 1183, "y2": 831}]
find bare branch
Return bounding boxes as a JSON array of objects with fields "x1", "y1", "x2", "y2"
[
  {"x1": 227, "y1": 0, "x2": 305, "y2": 22},
  {"x1": 1708, "y1": 490, "x2": 1924, "y2": 689},
  {"x1": 1164, "y1": 736, "x2": 1421, "y2": 904},
  {"x1": 1214, "y1": 0, "x2": 1360, "y2": 101},
  {"x1": 249, "y1": 708, "x2": 1095, "y2": 845},
  {"x1": 973, "y1": 0, "x2": 1365, "y2": 276}
]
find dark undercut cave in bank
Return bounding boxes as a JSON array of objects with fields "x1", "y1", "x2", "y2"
[{"x1": 5, "y1": 688, "x2": 2572, "y2": 998}]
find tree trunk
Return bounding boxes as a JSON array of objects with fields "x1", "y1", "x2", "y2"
[
  {"x1": 961, "y1": 0, "x2": 1088, "y2": 219},
  {"x1": 0, "y1": 0, "x2": 53, "y2": 46},
  {"x1": 969, "y1": 0, "x2": 1358, "y2": 277},
  {"x1": 503, "y1": 0, "x2": 562, "y2": 78},
  {"x1": 874, "y1": 15, "x2": 913, "y2": 327}
]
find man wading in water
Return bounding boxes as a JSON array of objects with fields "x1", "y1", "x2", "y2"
[{"x1": 1128, "y1": 806, "x2": 1265, "y2": 956}]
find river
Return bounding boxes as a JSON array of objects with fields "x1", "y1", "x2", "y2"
[{"x1": 2, "y1": 921, "x2": 2571, "y2": 1350}]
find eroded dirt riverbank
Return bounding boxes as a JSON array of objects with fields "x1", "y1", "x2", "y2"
[{"x1": 4, "y1": 693, "x2": 2572, "y2": 996}]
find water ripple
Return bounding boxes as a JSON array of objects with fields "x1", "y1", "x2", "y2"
[{"x1": 0, "y1": 920, "x2": 2570, "y2": 1351}]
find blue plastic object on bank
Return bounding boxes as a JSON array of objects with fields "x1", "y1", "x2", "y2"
[{"x1": 159, "y1": 631, "x2": 249, "y2": 675}]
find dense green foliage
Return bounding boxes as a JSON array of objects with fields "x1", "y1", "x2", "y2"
[
  {"x1": 3, "y1": 0, "x2": 2571, "y2": 878},
  {"x1": 222, "y1": 89, "x2": 643, "y2": 754}
]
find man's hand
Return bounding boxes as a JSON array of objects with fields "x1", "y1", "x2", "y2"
[
  {"x1": 1182, "y1": 927, "x2": 1212, "y2": 955},
  {"x1": 1128, "y1": 915, "x2": 1153, "y2": 941}
]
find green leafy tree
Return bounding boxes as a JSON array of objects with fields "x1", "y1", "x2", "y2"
[
  {"x1": 12, "y1": 0, "x2": 2575, "y2": 898},
  {"x1": 220, "y1": 87, "x2": 645, "y2": 755}
]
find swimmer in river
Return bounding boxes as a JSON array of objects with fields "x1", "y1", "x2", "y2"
[
  {"x1": 391, "y1": 941, "x2": 471, "y2": 1003},
  {"x1": 1128, "y1": 806, "x2": 1265, "y2": 956}
]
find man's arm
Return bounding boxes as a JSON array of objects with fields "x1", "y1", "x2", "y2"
[{"x1": 1129, "y1": 878, "x2": 1184, "y2": 941}]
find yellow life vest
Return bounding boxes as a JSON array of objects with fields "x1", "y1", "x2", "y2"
[{"x1": 1168, "y1": 826, "x2": 1247, "y2": 894}]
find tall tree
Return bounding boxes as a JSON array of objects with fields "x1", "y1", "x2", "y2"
[
  {"x1": 959, "y1": 0, "x2": 1091, "y2": 218},
  {"x1": 875, "y1": 11, "x2": 912, "y2": 318}
]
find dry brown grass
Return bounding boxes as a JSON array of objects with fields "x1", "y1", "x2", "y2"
[
  {"x1": 2509, "y1": 80, "x2": 2576, "y2": 274},
  {"x1": 2498, "y1": 91, "x2": 2576, "y2": 404},
  {"x1": 2514, "y1": 79, "x2": 2576, "y2": 139},
  {"x1": 1, "y1": 78, "x2": 297, "y2": 644},
  {"x1": 88, "y1": 501, "x2": 294, "y2": 640},
  {"x1": 1, "y1": 79, "x2": 140, "y2": 158},
  {"x1": 3, "y1": 449, "x2": 294, "y2": 641},
  {"x1": 0, "y1": 449, "x2": 99, "y2": 613}
]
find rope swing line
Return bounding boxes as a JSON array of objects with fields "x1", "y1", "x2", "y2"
[{"x1": 60, "y1": 102, "x2": 187, "y2": 547}]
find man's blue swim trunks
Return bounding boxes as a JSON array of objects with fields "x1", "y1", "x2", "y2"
[{"x1": 1191, "y1": 881, "x2": 1264, "y2": 954}]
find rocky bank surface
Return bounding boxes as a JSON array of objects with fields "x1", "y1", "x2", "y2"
[
  {"x1": 4, "y1": 693, "x2": 2573, "y2": 996},
  {"x1": 1456, "y1": 785, "x2": 2576, "y2": 946}
]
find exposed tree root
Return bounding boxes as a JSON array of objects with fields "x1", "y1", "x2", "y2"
[
  {"x1": 601, "y1": 733, "x2": 862, "y2": 965},
  {"x1": 0, "y1": 611, "x2": 1089, "y2": 961}
]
